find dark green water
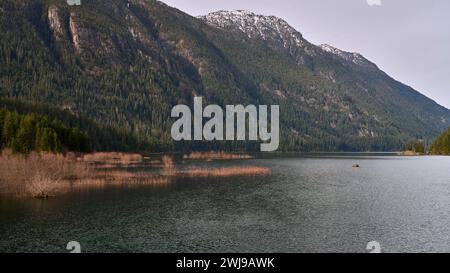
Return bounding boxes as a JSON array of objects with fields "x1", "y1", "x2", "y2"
[{"x1": 1, "y1": 155, "x2": 450, "y2": 253}]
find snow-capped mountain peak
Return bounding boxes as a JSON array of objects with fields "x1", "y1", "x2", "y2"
[
  {"x1": 199, "y1": 10, "x2": 306, "y2": 48},
  {"x1": 199, "y1": 10, "x2": 375, "y2": 68}
]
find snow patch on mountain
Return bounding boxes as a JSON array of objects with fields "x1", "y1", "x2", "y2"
[
  {"x1": 320, "y1": 44, "x2": 367, "y2": 66},
  {"x1": 199, "y1": 10, "x2": 306, "y2": 49},
  {"x1": 200, "y1": 10, "x2": 375, "y2": 68}
]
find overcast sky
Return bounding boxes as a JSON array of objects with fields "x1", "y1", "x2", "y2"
[{"x1": 160, "y1": 0, "x2": 450, "y2": 109}]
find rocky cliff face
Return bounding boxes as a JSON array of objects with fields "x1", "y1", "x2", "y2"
[
  {"x1": 69, "y1": 11, "x2": 81, "y2": 51},
  {"x1": 48, "y1": 5, "x2": 65, "y2": 40}
]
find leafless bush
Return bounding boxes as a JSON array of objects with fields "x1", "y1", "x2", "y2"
[{"x1": 0, "y1": 150, "x2": 90, "y2": 197}]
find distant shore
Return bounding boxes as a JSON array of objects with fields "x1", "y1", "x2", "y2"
[
  {"x1": 2, "y1": 149, "x2": 449, "y2": 198},
  {"x1": 398, "y1": 151, "x2": 425, "y2": 156}
]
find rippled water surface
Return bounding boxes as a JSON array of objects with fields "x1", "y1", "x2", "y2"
[{"x1": 1, "y1": 155, "x2": 450, "y2": 253}]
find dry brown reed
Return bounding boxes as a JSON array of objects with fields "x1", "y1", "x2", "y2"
[
  {"x1": 180, "y1": 166, "x2": 271, "y2": 178},
  {"x1": 161, "y1": 155, "x2": 175, "y2": 175},
  {"x1": 83, "y1": 152, "x2": 143, "y2": 165},
  {"x1": 183, "y1": 151, "x2": 252, "y2": 160},
  {"x1": 0, "y1": 150, "x2": 270, "y2": 198},
  {"x1": 69, "y1": 175, "x2": 171, "y2": 190},
  {"x1": 0, "y1": 149, "x2": 90, "y2": 197}
]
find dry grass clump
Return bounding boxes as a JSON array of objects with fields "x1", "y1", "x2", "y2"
[
  {"x1": 183, "y1": 151, "x2": 252, "y2": 161},
  {"x1": 180, "y1": 166, "x2": 271, "y2": 178},
  {"x1": 83, "y1": 152, "x2": 143, "y2": 165},
  {"x1": 162, "y1": 155, "x2": 174, "y2": 169},
  {"x1": 161, "y1": 155, "x2": 175, "y2": 175},
  {"x1": 0, "y1": 149, "x2": 90, "y2": 197},
  {"x1": 70, "y1": 174, "x2": 171, "y2": 190}
]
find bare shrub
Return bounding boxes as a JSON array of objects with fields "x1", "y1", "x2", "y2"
[
  {"x1": 0, "y1": 150, "x2": 90, "y2": 197},
  {"x1": 27, "y1": 174, "x2": 61, "y2": 198}
]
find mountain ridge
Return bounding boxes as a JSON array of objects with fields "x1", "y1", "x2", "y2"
[{"x1": 0, "y1": 0, "x2": 449, "y2": 152}]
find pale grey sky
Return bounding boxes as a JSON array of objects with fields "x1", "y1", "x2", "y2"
[{"x1": 160, "y1": 0, "x2": 450, "y2": 109}]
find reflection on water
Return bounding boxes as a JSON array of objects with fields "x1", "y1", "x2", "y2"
[{"x1": 1, "y1": 155, "x2": 450, "y2": 253}]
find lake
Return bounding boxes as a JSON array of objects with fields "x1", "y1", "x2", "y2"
[{"x1": 1, "y1": 155, "x2": 450, "y2": 253}]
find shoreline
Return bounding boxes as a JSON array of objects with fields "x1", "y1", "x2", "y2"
[
  {"x1": 0, "y1": 151, "x2": 271, "y2": 198},
  {"x1": 1, "y1": 150, "x2": 448, "y2": 199}
]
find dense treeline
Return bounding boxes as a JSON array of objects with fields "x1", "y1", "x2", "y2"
[
  {"x1": 0, "y1": 99, "x2": 153, "y2": 153},
  {"x1": 405, "y1": 141, "x2": 426, "y2": 154},
  {"x1": 431, "y1": 128, "x2": 450, "y2": 155},
  {"x1": 0, "y1": 108, "x2": 89, "y2": 153}
]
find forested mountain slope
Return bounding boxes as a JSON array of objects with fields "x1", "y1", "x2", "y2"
[{"x1": 1, "y1": 0, "x2": 449, "y2": 151}]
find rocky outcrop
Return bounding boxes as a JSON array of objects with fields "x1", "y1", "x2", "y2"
[
  {"x1": 48, "y1": 5, "x2": 65, "y2": 40},
  {"x1": 69, "y1": 11, "x2": 81, "y2": 51}
]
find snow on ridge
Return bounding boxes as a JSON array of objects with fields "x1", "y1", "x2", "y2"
[
  {"x1": 199, "y1": 11, "x2": 372, "y2": 66},
  {"x1": 320, "y1": 44, "x2": 367, "y2": 65},
  {"x1": 199, "y1": 10, "x2": 305, "y2": 48}
]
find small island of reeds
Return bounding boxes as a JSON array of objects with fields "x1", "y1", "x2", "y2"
[{"x1": 183, "y1": 151, "x2": 253, "y2": 160}]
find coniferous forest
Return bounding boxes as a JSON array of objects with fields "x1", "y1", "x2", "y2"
[
  {"x1": 0, "y1": 108, "x2": 88, "y2": 153},
  {"x1": 0, "y1": 98, "x2": 151, "y2": 153},
  {"x1": 431, "y1": 128, "x2": 450, "y2": 155}
]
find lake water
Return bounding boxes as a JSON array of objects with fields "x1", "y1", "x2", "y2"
[{"x1": 1, "y1": 155, "x2": 450, "y2": 253}]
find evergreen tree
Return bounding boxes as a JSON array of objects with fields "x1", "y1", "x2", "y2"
[
  {"x1": 0, "y1": 109, "x2": 6, "y2": 148},
  {"x1": 12, "y1": 116, "x2": 36, "y2": 154},
  {"x1": 431, "y1": 128, "x2": 450, "y2": 155},
  {"x1": 0, "y1": 108, "x2": 91, "y2": 154},
  {"x1": 2, "y1": 111, "x2": 19, "y2": 147}
]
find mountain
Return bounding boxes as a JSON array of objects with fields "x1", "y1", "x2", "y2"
[{"x1": 0, "y1": 0, "x2": 449, "y2": 152}]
